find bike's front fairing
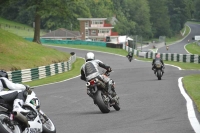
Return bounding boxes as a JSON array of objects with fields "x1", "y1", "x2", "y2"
[
  {"x1": 23, "y1": 91, "x2": 43, "y2": 132},
  {"x1": 155, "y1": 60, "x2": 162, "y2": 70}
]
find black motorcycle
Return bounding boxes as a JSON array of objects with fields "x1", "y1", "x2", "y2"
[
  {"x1": 126, "y1": 52, "x2": 133, "y2": 62},
  {"x1": 86, "y1": 71, "x2": 120, "y2": 113},
  {"x1": 153, "y1": 60, "x2": 164, "y2": 80}
]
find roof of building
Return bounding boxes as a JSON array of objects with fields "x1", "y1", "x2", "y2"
[{"x1": 41, "y1": 28, "x2": 80, "y2": 38}]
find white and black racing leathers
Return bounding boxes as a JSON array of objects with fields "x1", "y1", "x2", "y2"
[{"x1": 0, "y1": 77, "x2": 27, "y2": 111}]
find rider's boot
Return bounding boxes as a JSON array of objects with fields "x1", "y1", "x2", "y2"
[
  {"x1": 23, "y1": 128, "x2": 31, "y2": 133},
  {"x1": 108, "y1": 82, "x2": 119, "y2": 103},
  {"x1": 13, "y1": 99, "x2": 30, "y2": 113}
]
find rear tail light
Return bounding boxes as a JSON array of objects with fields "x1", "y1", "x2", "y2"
[
  {"x1": 86, "y1": 79, "x2": 96, "y2": 86},
  {"x1": 90, "y1": 80, "x2": 95, "y2": 85}
]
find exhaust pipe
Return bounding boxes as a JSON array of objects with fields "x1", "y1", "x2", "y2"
[
  {"x1": 13, "y1": 111, "x2": 29, "y2": 127},
  {"x1": 86, "y1": 82, "x2": 90, "y2": 86}
]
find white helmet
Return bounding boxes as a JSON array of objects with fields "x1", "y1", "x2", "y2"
[{"x1": 85, "y1": 52, "x2": 95, "y2": 61}]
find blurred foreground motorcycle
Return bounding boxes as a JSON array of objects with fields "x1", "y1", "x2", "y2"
[{"x1": 0, "y1": 87, "x2": 56, "y2": 133}]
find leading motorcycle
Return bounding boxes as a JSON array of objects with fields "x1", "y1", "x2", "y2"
[
  {"x1": 86, "y1": 71, "x2": 120, "y2": 113},
  {"x1": 153, "y1": 60, "x2": 164, "y2": 80},
  {"x1": 0, "y1": 88, "x2": 56, "y2": 133}
]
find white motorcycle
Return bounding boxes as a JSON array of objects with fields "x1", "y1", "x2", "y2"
[{"x1": 0, "y1": 88, "x2": 56, "y2": 133}]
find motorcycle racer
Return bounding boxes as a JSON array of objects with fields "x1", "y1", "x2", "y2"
[
  {"x1": 152, "y1": 54, "x2": 165, "y2": 74},
  {"x1": 80, "y1": 52, "x2": 119, "y2": 102},
  {"x1": 0, "y1": 70, "x2": 30, "y2": 114}
]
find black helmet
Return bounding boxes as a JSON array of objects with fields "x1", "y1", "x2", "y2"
[{"x1": 0, "y1": 70, "x2": 8, "y2": 79}]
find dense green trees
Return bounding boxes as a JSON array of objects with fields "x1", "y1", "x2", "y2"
[{"x1": 0, "y1": 0, "x2": 198, "y2": 43}]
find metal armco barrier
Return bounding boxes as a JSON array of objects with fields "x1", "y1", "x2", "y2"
[{"x1": 7, "y1": 55, "x2": 76, "y2": 83}]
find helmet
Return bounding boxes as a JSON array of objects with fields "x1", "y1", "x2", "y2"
[
  {"x1": 0, "y1": 70, "x2": 8, "y2": 79},
  {"x1": 156, "y1": 53, "x2": 160, "y2": 58},
  {"x1": 85, "y1": 52, "x2": 95, "y2": 61}
]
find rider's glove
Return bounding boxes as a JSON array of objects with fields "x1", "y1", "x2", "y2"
[
  {"x1": 107, "y1": 67, "x2": 112, "y2": 72},
  {"x1": 25, "y1": 85, "x2": 30, "y2": 90}
]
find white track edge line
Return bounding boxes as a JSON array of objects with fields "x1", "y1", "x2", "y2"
[{"x1": 178, "y1": 77, "x2": 200, "y2": 133}]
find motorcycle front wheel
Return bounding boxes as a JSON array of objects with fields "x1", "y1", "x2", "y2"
[
  {"x1": 113, "y1": 100, "x2": 120, "y2": 111},
  {"x1": 39, "y1": 111, "x2": 56, "y2": 133},
  {"x1": 157, "y1": 69, "x2": 162, "y2": 80},
  {"x1": 0, "y1": 112, "x2": 22, "y2": 133},
  {"x1": 129, "y1": 57, "x2": 132, "y2": 62}
]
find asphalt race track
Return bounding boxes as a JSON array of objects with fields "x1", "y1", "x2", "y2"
[
  {"x1": 158, "y1": 22, "x2": 200, "y2": 54},
  {"x1": 33, "y1": 23, "x2": 200, "y2": 133}
]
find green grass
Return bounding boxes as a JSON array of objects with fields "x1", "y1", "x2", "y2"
[
  {"x1": 183, "y1": 75, "x2": 200, "y2": 112},
  {"x1": 165, "y1": 25, "x2": 190, "y2": 45},
  {"x1": 0, "y1": 28, "x2": 70, "y2": 71},
  {"x1": 0, "y1": 17, "x2": 46, "y2": 37},
  {"x1": 185, "y1": 42, "x2": 200, "y2": 55},
  {"x1": 187, "y1": 21, "x2": 200, "y2": 24}
]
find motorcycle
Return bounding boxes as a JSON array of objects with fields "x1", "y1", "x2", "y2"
[
  {"x1": 126, "y1": 52, "x2": 133, "y2": 62},
  {"x1": 153, "y1": 60, "x2": 164, "y2": 80},
  {"x1": 0, "y1": 88, "x2": 56, "y2": 133},
  {"x1": 127, "y1": 55, "x2": 133, "y2": 62},
  {"x1": 86, "y1": 71, "x2": 120, "y2": 113}
]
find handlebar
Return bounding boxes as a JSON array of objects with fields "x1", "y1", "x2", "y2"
[{"x1": 102, "y1": 70, "x2": 111, "y2": 76}]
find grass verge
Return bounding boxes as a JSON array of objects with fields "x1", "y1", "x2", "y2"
[
  {"x1": 182, "y1": 75, "x2": 200, "y2": 112},
  {"x1": 0, "y1": 29, "x2": 70, "y2": 71},
  {"x1": 185, "y1": 42, "x2": 200, "y2": 55}
]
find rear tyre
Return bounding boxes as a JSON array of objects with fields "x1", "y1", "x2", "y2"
[{"x1": 94, "y1": 90, "x2": 110, "y2": 113}]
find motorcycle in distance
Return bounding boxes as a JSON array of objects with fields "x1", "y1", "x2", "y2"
[
  {"x1": 126, "y1": 52, "x2": 133, "y2": 62},
  {"x1": 86, "y1": 70, "x2": 120, "y2": 113},
  {"x1": 153, "y1": 60, "x2": 164, "y2": 80},
  {"x1": 0, "y1": 87, "x2": 56, "y2": 133}
]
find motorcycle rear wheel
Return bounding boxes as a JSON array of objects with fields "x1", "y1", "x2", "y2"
[
  {"x1": 0, "y1": 112, "x2": 22, "y2": 133},
  {"x1": 94, "y1": 90, "x2": 110, "y2": 113}
]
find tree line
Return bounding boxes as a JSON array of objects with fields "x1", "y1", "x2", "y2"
[{"x1": 0, "y1": 0, "x2": 199, "y2": 43}]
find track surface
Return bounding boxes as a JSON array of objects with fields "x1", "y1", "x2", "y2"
[{"x1": 34, "y1": 23, "x2": 200, "y2": 133}]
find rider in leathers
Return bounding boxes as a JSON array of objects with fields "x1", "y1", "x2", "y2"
[
  {"x1": 0, "y1": 70, "x2": 30, "y2": 113},
  {"x1": 80, "y1": 52, "x2": 119, "y2": 102},
  {"x1": 152, "y1": 53, "x2": 165, "y2": 74}
]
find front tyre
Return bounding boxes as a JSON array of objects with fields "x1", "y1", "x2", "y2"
[
  {"x1": 0, "y1": 112, "x2": 22, "y2": 133},
  {"x1": 157, "y1": 70, "x2": 162, "y2": 80},
  {"x1": 113, "y1": 100, "x2": 120, "y2": 111},
  {"x1": 39, "y1": 111, "x2": 56, "y2": 133}
]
